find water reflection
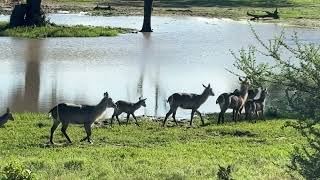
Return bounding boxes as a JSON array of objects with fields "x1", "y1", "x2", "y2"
[
  {"x1": 0, "y1": 15, "x2": 320, "y2": 118},
  {"x1": 8, "y1": 40, "x2": 42, "y2": 112}
]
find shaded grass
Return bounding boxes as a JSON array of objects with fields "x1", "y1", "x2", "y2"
[
  {"x1": 0, "y1": 112, "x2": 305, "y2": 179},
  {"x1": 0, "y1": 22, "x2": 133, "y2": 38}
]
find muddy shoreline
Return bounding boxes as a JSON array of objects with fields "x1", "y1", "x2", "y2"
[{"x1": 1, "y1": 2, "x2": 320, "y2": 29}]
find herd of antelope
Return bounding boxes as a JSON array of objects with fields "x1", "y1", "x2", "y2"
[{"x1": 0, "y1": 77, "x2": 268, "y2": 144}]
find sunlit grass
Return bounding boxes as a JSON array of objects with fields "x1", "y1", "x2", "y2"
[
  {"x1": 0, "y1": 112, "x2": 305, "y2": 179},
  {"x1": 0, "y1": 22, "x2": 132, "y2": 38}
]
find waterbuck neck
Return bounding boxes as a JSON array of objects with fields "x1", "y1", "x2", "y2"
[
  {"x1": 0, "y1": 113, "x2": 9, "y2": 123},
  {"x1": 256, "y1": 91, "x2": 267, "y2": 103},
  {"x1": 133, "y1": 101, "x2": 143, "y2": 111},
  {"x1": 95, "y1": 97, "x2": 109, "y2": 115},
  {"x1": 239, "y1": 84, "x2": 249, "y2": 98},
  {"x1": 199, "y1": 89, "x2": 210, "y2": 104}
]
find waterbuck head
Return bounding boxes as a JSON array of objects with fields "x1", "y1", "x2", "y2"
[
  {"x1": 239, "y1": 77, "x2": 250, "y2": 92},
  {"x1": 138, "y1": 97, "x2": 147, "y2": 107},
  {"x1": 103, "y1": 92, "x2": 117, "y2": 108},
  {"x1": 260, "y1": 88, "x2": 268, "y2": 98},
  {"x1": 6, "y1": 108, "x2": 14, "y2": 121},
  {"x1": 202, "y1": 84, "x2": 215, "y2": 96}
]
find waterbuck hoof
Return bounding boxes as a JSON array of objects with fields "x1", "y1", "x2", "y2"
[{"x1": 80, "y1": 138, "x2": 87, "y2": 142}]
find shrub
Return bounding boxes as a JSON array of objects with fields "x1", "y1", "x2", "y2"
[
  {"x1": 1, "y1": 162, "x2": 33, "y2": 180},
  {"x1": 231, "y1": 25, "x2": 320, "y2": 179}
]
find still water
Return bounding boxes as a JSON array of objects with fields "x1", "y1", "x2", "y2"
[{"x1": 0, "y1": 14, "x2": 320, "y2": 118}]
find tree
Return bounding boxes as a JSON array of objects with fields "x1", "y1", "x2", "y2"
[
  {"x1": 10, "y1": 0, "x2": 45, "y2": 27},
  {"x1": 232, "y1": 27, "x2": 320, "y2": 179},
  {"x1": 140, "y1": 0, "x2": 153, "y2": 32}
]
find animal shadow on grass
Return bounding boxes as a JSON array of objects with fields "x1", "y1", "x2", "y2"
[{"x1": 219, "y1": 130, "x2": 257, "y2": 137}]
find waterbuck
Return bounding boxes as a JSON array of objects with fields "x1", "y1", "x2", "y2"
[
  {"x1": 111, "y1": 97, "x2": 147, "y2": 126},
  {"x1": 247, "y1": 88, "x2": 268, "y2": 122},
  {"x1": 49, "y1": 92, "x2": 116, "y2": 144},
  {"x1": 0, "y1": 108, "x2": 14, "y2": 127},
  {"x1": 216, "y1": 77, "x2": 250, "y2": 124},
  {"x1": 244, "y1": 89, "x2": 259, "y2": 119},
  {"x1": 163, "y1": 84, "x2": 215, "y2": 127}
]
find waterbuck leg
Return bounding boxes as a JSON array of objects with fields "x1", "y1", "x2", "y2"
[
  {"x1": 232, "y1": 109, "x2": 235, "y2": 122},
  {"x1": 116, "y1": 115, "x2": 121, "y2": 125},
  {"x1": 172, "y1": 111, "x2": 178, "y2": 126},
  {"x1": 110, "y1": 114, "x2": 115, "y2": 126},
  {"x1": 61, "y1": 123, "x2": 72, "y2": 143},
  {"x1": 126, "y1": 113, "x2": 130, "y2": 126},
  {"x1": 50, "y1": 120, "x2": 60, "y2": 144},
  {"x1": 190, "y1": 110, "x2": 195, "y2": 126},
  {"x1": 131, "y1": 113, "x2": 140, "y2": 126},
  {"x1": 222, "y1": 110, "x2": 225, "y2": 124},
  {"x1": 196, "y1": 110, "x2": 204, "y2": 125},
  {"x1": 240, "y1": 107, "x2": 244, "y2": 121},
  {"x1": 218, "y1": 111, "x2": 222, "y2": 124},
  {"x1": 262, "y1": 109, "x2": 265, "y2": 121},
  {"x1": 82, "y1": 124, "x2": 92, "y2": 143},
  {"x1": 163, "y1": 109, "x2": 174, "y2": 127}
]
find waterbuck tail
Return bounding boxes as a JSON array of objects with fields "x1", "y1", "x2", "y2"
[
  {"x1": 48, "y1": 106, "x2": 55, "y2": 114},
  {"x1": 216, "y1": 94, "x2": 225, "y2": 104},
  {"x1": 167, "y1": 95, "x2": 173, "y2": 103}
]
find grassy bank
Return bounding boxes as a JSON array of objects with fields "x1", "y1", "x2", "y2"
[
  {"x1": 0, "y1": 22, "x2": 133, "y2": 38},
  {"x1": 39, "y1": 0, "x2": 320, "y2": 28},
  {"x1": 0, "y1": 113, "x2": 304, "y2": 179}
]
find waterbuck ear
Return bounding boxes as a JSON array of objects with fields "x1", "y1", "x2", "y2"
[
  {"x1": 202, "y1": 84, "x2": 207, "y2": 88},
  {"x1": 6, "y1": 108, "x2": 10, "y2": 113},
  {"x1": 143, "y1": 98, "x2": 147, "y2": 101},
  {"x1": 139, "y1": 97, "x2": 142, "y2": 100},
  {"x1": 104, "y1": 92, "x2": 109, "y2": 98},
  {"x1": 208, "y1": 83, "x2": 211, "y2": 88},
  {"x1": 239, "y1": 77, "x2": 244, "y2": 82}
]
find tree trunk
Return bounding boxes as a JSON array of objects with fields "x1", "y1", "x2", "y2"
[
  {"x1": 140, "y1": 0, "x2": 153, "y2": 32},
  {"x1": 10, "y1": 0, "x2": 43, "y2": 27},
  {"x1": 25, "y1": 0, "x2": 42, "y2": 26},
  {"x1": 9, "y1": 4, "x2": 27, "y2": 27}
]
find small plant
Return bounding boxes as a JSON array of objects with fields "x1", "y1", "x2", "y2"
[
  {"x1": 1, "y1": 162, "x2": 33, "y2": 180},
  {"x1": 64, "y1": 160, "x2": 84, "y2": 170},
  {"x1": 217, "y1": 165, "x2": 234, "y2": 180}
]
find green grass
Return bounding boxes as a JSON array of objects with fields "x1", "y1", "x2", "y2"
[
  {"x1": 0, "y1": 22, "x2": 133, "y2": 38},
  {"x1": 0, "y1": 113, "x2": 305, "y2": 179}
]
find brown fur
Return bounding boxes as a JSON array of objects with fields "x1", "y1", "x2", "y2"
[
  {"x1": 216, "y1": 77, "x2": 250, "y2": 124},
  {"x1": 163, "y1": 84, "x2": 215, "y2": 127}
]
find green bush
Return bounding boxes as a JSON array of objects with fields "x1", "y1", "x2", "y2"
[
  {"x1": 231, "y1": 25, "x2": 320, "y2": 179},
  {"x1": 1, "y1": 162, "x2": 33, "y2": 180}
]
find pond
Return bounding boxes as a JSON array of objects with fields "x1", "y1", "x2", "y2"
[{"x1": 0, "y1": 14, "x2": 320, "y2": 118}]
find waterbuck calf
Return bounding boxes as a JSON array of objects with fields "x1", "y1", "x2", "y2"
[
  {"x1": 247, "y1": 88, "x2": 268, "y2": 122},
  {"x1": 163, "y1": 84, "x2": 215, "y2": 127},
  {"x1": 216, "y1": 77, "x2": 250, "y2": 124},
  {"x1": 0, "y1": 108, "x2": 14, "y2": 127},
  {"x1": 49, "y1": 92, "x2": 116, "y2": 144},
  {"x1": 111, "y1": 97, "x2": 147, "y2": 126}
]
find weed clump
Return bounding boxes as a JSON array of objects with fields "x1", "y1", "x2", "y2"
[{"x1": 1, "y1": 162, "x2": 33, "y2": 180}]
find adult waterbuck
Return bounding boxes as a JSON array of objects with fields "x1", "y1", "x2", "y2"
[
  {"x1": 163, "y1": 84, "x2": 215, "y2": 127},
  {"x1": 0, "y1": 108, "x2": 14, "y2": 127},
  {"x1": 216, "y1": 77, "x2": 250, "y2": 124},
  {"x1": 244, "y1": 89, "x2": 259, "y2": 119},
  {"x1": 111, "y1": 97, "x2": 147, "y2": 126},
  {"x1": 247, "y1": 88, "x2": 268, "y2": 122},
  {"x1": 49, "y1": 92, "x2": 116, "y2": 144}
]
